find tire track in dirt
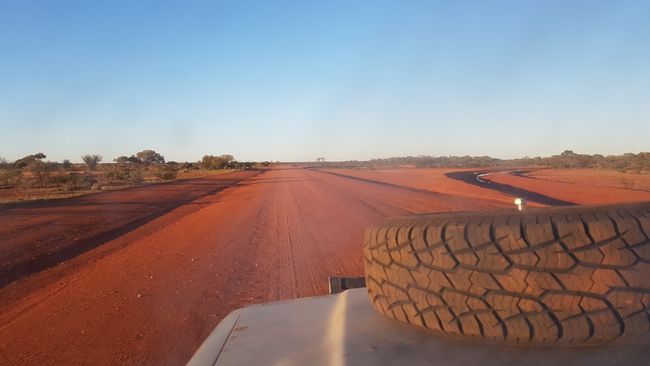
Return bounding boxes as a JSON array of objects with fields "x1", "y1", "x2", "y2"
[
  {"x1": 445, "y1": 170, "x2": 576, "y2": 206},
  {"x1": 313, "y1": 168, "x2": 480, "y2": 203},
  {"x1": 309, "y1": 169, "x2": 503, "y2": 214},
  {"x1": 0, "y1": 170, "x2": 264, "y2": 289}
]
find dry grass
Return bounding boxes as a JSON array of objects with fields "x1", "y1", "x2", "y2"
[{"x1": 0, "y1": 187, "x2": 94, "y2": 204}]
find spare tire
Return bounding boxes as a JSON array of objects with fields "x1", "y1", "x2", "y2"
[{"x1": 364, "y1": 202, "x2": 650, "y2": 344}]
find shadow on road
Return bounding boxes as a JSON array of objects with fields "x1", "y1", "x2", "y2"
[
  {"x1": 0, "y1": 170, "x2": 265, "y2": 289},
  {"x1": 445, "y1": 171, "x2": 575, "y2": 206}
]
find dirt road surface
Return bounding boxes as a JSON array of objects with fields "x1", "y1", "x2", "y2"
[
  {"x1": 0, "y1": 167, "x2": 509, "y2": 365},
  {"x1": 482, "y1": 170, "x2": 650, "y2": 204},
  {"x1": 0, "y1": 170, "x2": 261, "y2": 290},
  {"x1": 444, "y1": 170, "x2": 576, "y2": 206}
]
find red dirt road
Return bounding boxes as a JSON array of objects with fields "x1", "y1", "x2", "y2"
[
  {"x1": 0, "y1": 170, "x2": 260, "y2": 292},
  {"x1": 321, "y1": 167, "x2": 517, "y2": 204},
  {"x1": 0, "y1": 167, "x2": 508, "y2": 365}
]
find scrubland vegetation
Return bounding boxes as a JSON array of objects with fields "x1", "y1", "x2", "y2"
[
  {"x1": 0, "y1": 150, "x2": 260, "y2": 203},
  {"x1": 2, "y1": 149, "x2": 647, "y2": 204},
  {"x1": 315, "y1": 151, "x2": 650, "y2": 172}
]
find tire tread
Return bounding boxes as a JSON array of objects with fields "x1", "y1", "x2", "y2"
[{"x1": 364, "y1": 202, "x2": 650, "y2": 344}]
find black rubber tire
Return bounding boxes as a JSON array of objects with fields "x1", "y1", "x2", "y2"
[{"x1": 364, "y1": 202, "x2": 650, "y2": 344}]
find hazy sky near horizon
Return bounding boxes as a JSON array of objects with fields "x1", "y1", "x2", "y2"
[{"x1": 1, "y1": 0, "x2": 649, "y2": 162}]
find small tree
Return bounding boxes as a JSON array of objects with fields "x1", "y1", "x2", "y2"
[
  {"x1": 14, "y1": 153, "x2": 46, "y2": 169},
  {"x1": 81, "y1": 154, "x2": 102, "y2": 170},
  {"x1": 560, "y1": 150, "x2": 576, "y2": 157},
  {"x1": 115, "y1": 154, "x2": 147, "y2": 164},
  {"x1": 127, "y1": 155, "x2": 142, "y2": 164},
  {"x1": 28, "y1": 160, "x2": 48, "y2": 187},
  {"x1": 62, "y1": 159, "x2": 72, "y2": 169},
  {"x1": 135, "y1": 150, "x2": 165, "y2": 164}
]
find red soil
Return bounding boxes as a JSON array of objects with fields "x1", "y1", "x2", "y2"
[
  {"x1": 0, "y1": 167, "x2": 507, "y2": 365},
  {"x1": 1, "y1": 167, "x2": 647, "y2": 364},
  {"x1": 0, "y1": 170, "x2": 260, "y2": 286},
  {"x1": 484, "y1": 170, "x2": 650, "y2": 205},
  {"x1": 525, "y1": 169, "x2": 650, "y2": 192},
  {"x1": 321, "y1": 168, "x2": 520, "y2": 205}
]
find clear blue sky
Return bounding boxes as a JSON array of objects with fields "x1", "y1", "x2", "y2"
[{"x1": 0, "y1": 0, "x2": 648, "y2": 162}]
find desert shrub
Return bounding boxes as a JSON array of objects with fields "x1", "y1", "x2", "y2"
[
  {"x1": 227, "y1": 161, "x2": 254, "y2": 169},
  {"x1": 0, "y1": 168, "x2": 21, "y2": 187},
  {"x1": 27, "y1": 160, "x2": 49, "y2": 187},
  {"x1": 45, "y1": 161, "x2": 62, "y2": 169},
  {"x1": 82, "y1": 173, "x2": 98, "y2": 188},
  {"x1": 114, "y1": 150, "x2": 165, "y2": 165},
  {"x1": 0, "y1": 157, "x2": 9, "y2": 169},
  {"x1": 127, "y1": 168, "x2": 144, "y2": 184},
  {"x1": 180, "y1": 162, "x2": 199, "y2": 170},
  {"x1": 62, "y1": 159, "x2": 72, "y2": 169},
  {"x1": 105, "y1": 164, "x2": 143, "y2": 185},
  {"x1": 233, "y1": 162, "x2": 255, "y2": 169},
  {"x1": 114, "y1": 155, "x2": 142, "y2": 164},
  {"x1": 155, "y1": 164, "x2": 178, "y2": 180},
  {"x1": 81, "y1": 154, "x2": 102, "y2": 170},
  {"x1": 46, "y1": 174, "x2": 69, "y2": 186},
  {"x1": 46, "y1": 173, "x2": 93, "y2": 191},
  {"x1": 201, "y1": 154, "x2": 234, "y2": 170},
  {"x1": 105, "y1": 166, "x2": 122, "y2": 179},
  {"x1": 105, "y1": 166, "x2": 126, "y2": 181},
  {"x1": 113, "y1": 156, "x2": 129, "y2": 164}
]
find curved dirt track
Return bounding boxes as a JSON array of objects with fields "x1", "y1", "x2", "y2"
[
  {"x1": 0, "y1": 167, "x2": 509, "y2": 365},
  {"x1": 482, "y1": 170, "x2": 650, "y2": 205},
  {"x1": 445, "y1": 170, "x2": 576, "y2": 206}
]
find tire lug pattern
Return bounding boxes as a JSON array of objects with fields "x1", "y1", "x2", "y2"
[{"x1": 364, "y1": 202, "x2": 650, "y2": 344}]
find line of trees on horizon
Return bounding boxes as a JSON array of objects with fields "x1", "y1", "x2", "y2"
[
  {"x1": 312, "y1": 150, "x2": 650, "y2": 172},
  {"x1": 0, "y1": 150, "x2": 263, "y2": 191},
  {"x1": 0, "y1": 150, "x2": 260, "y2": 170},
  {"x1": 3, "y1": 150, "x2": 649, "y2": 175}
]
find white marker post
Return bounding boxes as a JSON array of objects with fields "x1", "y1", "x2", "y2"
[{"x1": 514, "y1": 198, "x2": 526, "y2": 211}]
